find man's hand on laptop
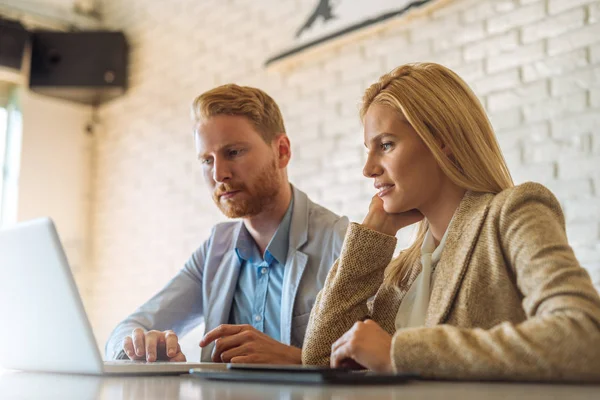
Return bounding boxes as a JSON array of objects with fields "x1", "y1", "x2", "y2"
[
  {"x1": 199, "y1": 324, "x2": 301, "y2": 364},
  {"x1": 122, "y1": 328, "x2": 186, "y2": 362}
]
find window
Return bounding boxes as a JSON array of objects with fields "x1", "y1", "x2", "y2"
[{"x1": 0, "y1": 83, "x2": 22, "y2": 227}]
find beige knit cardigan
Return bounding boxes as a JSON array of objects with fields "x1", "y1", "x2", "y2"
[{"x1": 302, "y1": 182, "x2": 600, "y2": 382}]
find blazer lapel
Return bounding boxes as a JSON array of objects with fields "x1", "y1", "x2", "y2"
[
  {"x1": 206, "y1": 224, "x2": 243, "y2": 331},
  {"x1": 425, "y1": 191, "x2": 493, "y2": 327},
  {"x1": 201, "y1": 236, "x2": 242, "y2": 362},
  {"x1": 280, "y1": 185, "x2": 309, "y2": 344}
]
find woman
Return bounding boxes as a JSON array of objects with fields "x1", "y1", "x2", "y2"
[{"x1": 301, "y1": 62, "x2": 600, "y2": 382}]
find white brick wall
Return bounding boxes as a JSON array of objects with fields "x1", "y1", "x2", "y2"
[{"x1": 87, "y1": 0, "x2": 600, "y2": 350}]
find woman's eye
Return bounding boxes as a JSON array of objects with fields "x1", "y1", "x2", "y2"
[
  {"x1": 201, "y1": 158, "x2": 213, "y2": 165},
  {"x1": 381, "y1": 142, "x2": 393, "y2": 151}
]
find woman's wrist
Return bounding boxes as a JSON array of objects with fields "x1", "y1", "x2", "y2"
[{"x1": 361, "y1": 214, "x2": 398, "y2": 237}]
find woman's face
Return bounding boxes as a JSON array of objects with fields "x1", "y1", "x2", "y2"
[{"x1": 363, "y1": 103, "x2": 445, "y2": 214}]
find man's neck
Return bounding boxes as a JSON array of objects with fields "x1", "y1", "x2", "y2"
[{"x1": 243, "y1": 183, "x2": 293, "y2": 256}]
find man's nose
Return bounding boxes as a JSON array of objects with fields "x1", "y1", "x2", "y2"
[{"x1": 212, "y1": 158, "x2": 232, "y2": 183}]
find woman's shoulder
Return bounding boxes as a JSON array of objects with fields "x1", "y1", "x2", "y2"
[
  {"x1": 490, "y1": 181, "x2": 560, "y2": 210},
  {"x1": 487, "y1": 181, "x2": 565, "y2": 227}
]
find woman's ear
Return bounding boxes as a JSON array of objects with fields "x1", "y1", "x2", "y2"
[{"x1": 442, "y1": 144, "x2": 452, "y2": 157}]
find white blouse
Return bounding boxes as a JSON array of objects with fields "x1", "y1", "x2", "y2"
[{"x1": 394, "y1": 224, "x2": 451, "y2": 330}]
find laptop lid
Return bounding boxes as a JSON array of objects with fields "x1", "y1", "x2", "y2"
[{"x1": 0, "y1": 218, "x2": 103, "y2": 374}]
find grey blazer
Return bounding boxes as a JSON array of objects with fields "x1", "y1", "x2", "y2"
[{"x1": 105, "y1": 185, "x2": 349, "y2": 361}]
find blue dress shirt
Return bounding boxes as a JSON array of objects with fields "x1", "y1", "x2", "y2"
[{"x1": 229, "y1": 198, "x2": 294, "y2": 341}]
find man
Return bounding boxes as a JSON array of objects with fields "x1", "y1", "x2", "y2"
[{"x1": 105, "y1": 84, "x2": 348, "y2": 364}]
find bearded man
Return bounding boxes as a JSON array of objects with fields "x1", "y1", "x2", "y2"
[{"x1": 105, "y1": 84, "x2": 348, "y2": 364}]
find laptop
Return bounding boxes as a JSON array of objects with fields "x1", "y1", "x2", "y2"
[
  {"x1": 190, "y1": 363, "x2": 417, "y2": 384},
  {"x1": 0, "y1": 218, "x2": 226, "y2": 375}
]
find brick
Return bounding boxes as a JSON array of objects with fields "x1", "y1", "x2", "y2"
[
  {"x1": 433, "y1": 22, "x2": 486, "y2": 52},
  {"x1": 591, "y1": 88, "x2": 600, "y2": 108},
  {"x1": 453, "y1": 60, "x2": 486, "y2": 83},
  {"x1": 519, "y1": 0, "x2": 544, "y2": 4},
  {"x1": 463, "y1": 31, "x2": 519, "y2": 61},
  {"x1": 558, "y1": 155, "x2": 600, "y2": 179},
  {"x1": 522, "y1": 92, "x2": 587, "y2": 123},
  {"x1": 486, "y1": 41, "x2": 545, "y2": 73},
  {"x1": 511, "y1": 162, "x2": 557, "y2": 184},
  {"x1": 383, "y1": 42, "x2": 433, "y2": 71},
  {"x1": 500, "y1": 122, "x2": 550, "y2": 149},
  {"x1": 502, "y1": 148, "x2": 523, "y2": 171},
  {"x1": 409, "y1": 13, "x2": 461, "y2": 43},
  {"x1": 489, "y1": 108, "x2": 523, "y2": 131},
  {"x1": 564, "y1": 198, "x2": 600, "y2": 222},
  {"x1": 462, "y1": 2, "x2": 495, "y2": 23},
  {"x1": 544, "y1": 178, "x2": 594, "y2": 199},
  {"x1": 548, "y1": 23, "x2": 600, "y2": 55},
  {"x1": 572, "y1": 246, "x2": 600, "y2": 267},
  {"x1": 551, "y1": 66, "x2": 600, "y2": 96},
  {"x1": 590, "y1": 2, "x2": 600, "y2": 22},
  {"x1": 487, "y1": 80, "x2": 548, "y2": 112},
  {"x1": 592, "y1": 44, "x2": 600, "y2": 64},
  {"x1": 522, "y1": 48, "x2": 589, "y2": 82},
  {"x1": 522, "y1": 8, "x2": 586, "y2": 43},
  {"x1": 431, "y1": 0, "x2": 481, "y2": 19},
  {"x1": 593, "y1": 132, "x2": 600, "y2": 155},
  {"x1": 548, "y1": 0, "x2": 599, "y2": 15},
  {"x1": 364, "y1": 32, "x2": 410, "y2": 58},
  {"x1": 566, "y1": 222, "x2": 600, "y2": 246},
  {"x1": 523, "y1": 137, "x2": 589, "y2": 163},
  {"x1": 471, "y1": 68, "x2": 520, "y2": 96},
  {"x1": 552, "y1": 112, "x2": 600, "y2": 138},
  {"x1": 487, "y1": 2, "x2": 546, "y2": 34}
]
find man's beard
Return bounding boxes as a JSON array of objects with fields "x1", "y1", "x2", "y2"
[{"x1": 212, "y1": 159, "x2": 281, "y2": 218}]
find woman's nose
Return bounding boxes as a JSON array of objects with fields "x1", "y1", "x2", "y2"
[{"x1": 363, "y1": 153, "x2": 383, "y2": 178}]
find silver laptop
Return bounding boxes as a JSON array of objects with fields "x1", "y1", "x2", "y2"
[{"x1": 0, "y1": 218, "x2": 226, "y2": 375}]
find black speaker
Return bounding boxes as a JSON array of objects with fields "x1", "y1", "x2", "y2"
[
  {"x1": 0, "y1": 18, "x2": 29, "y2": 71},
  {"x1": 30, "y1": 31, "x2": 128, "y2": 105}
]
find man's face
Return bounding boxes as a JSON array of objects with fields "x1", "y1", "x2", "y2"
[{"x1": 195, "y1": 115, "x2": 282, "y2": 218}]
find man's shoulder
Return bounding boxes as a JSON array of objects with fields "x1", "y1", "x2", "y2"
[
  {"x1": 301, "y1": 192, "x2": 349, "y2": 240},
  {"x1": 204, "y1": 220, "x2": 244, "y2": 248}
]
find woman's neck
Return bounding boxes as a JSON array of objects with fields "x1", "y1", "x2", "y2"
[{"x1": 420, "y1": 181, "x2": 466, "y2": 247}]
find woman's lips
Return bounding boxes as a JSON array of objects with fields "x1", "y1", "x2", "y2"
[{"x1": 377, "y1": 185, "x2": 394, "y2": 198}]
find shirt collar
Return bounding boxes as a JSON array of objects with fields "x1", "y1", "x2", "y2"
[
  {"x1": 422, "y1": 213, "x2": 455, "y2": 265},
  {"x1": 234, "y1": 193, "x2": 294, "y2": 266}
]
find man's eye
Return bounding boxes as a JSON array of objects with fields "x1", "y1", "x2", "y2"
[{"x1": 228, "y1": 149, "x2": 243, "y2": 158}]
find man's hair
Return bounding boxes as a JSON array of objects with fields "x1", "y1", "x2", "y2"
[{"x1": 191, "y1": 84, "x2": 286, "y2": 143}]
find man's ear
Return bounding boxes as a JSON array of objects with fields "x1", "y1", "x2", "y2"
[{"x1": 273, "y1": 134, "x2": 291, "y2": 168}]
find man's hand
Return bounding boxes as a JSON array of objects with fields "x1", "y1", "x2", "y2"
[
  {"x1": 199, "y1": 324, "x2": 301, "y2": 364},
  {"x1": 122, "y1": 328, "x2": 186, "y2": 362},
  {"x1": 330, "y1": 320, "x2": 393, "y2": 372}
]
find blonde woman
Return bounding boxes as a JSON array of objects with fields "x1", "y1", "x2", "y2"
[{"x1": 302, "y1": 62, "x2": 600, "y2": 382}]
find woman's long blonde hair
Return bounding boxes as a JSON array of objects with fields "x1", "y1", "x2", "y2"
[{"x1": 360, "y1": 62, "x2": 514, "y2": 288}]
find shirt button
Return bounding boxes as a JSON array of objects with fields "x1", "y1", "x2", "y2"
[
  {"x1": 255, "y1": 315, "x2": 262, "y2": 322},
  {"x1": 261, "y1": 268, "x2": 267, "y2": 275}
]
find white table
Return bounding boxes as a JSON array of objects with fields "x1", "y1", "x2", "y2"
[{"x1": 0, "y1": 370, "x2": 598, "y2": 399}]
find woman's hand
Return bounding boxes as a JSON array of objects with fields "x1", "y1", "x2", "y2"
[
  {"x1": 362, "y1": 195, "x2": 424, "y2": 236},
  {"x1": 330, "y1": 320, "x2": 394, "y2": 373}
]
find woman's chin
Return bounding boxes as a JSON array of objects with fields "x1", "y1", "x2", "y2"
[{"x1": 382, "y1": 200, "x2": 403, "y2": 214}]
